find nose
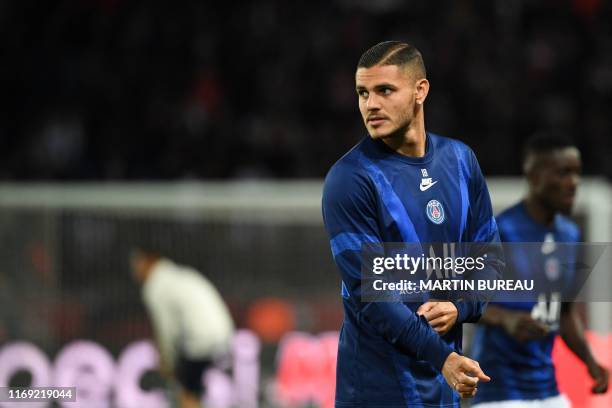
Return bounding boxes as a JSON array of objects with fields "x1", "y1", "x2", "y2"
[
  {"x1": 366, "y1": 93, "x2": 381, "y2": 110},
  {"x1": 569, "y1": 173, "x2": 579, "y2": 189}
]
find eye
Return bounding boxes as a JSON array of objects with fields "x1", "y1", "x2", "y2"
[
  {"x1": 381, "y1": 88, "x2": 392, "y2": 95},
  {"x1": 357, "y1": 90, "x2": 369, "y2": 98}
]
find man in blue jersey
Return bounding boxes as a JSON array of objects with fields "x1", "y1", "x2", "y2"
[
  {"x1": 322, "y1": 41, "x2": 504, "y2": 407},
  {"x1": 471, "y1": 135, "x2": 609, "y2": 407}
]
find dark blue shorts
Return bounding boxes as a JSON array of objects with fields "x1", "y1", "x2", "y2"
[{"x1": 175, "y1": 355, "x2": 213, "y2": 395}]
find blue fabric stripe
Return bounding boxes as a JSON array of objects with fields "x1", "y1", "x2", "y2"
[
  {"x1": 341, "y1": 281, "x2": 350, "y2": 298},
  {"x1": 330, "y1": 232, "x2": 379, "y2": 258},
  {"x1": 361, "y1": 158, "x2": 420, "y2": 243},
  {"x1": 474, "y1": 216, "x2": 498, "y2": 242},
  {"x1": 390, "y1": 350, "x2": 422, "y2": 405},
  {"x1": 452, "y1": 142, "x2": 470, "y2": 241}
]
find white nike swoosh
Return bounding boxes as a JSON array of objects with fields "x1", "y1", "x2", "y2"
[
  {"x1": 419, "y1": 180, "x2": 438, "y2": 191},
  {"x1": 541, "y1": 242, "x2": 556, "y2": 255}
]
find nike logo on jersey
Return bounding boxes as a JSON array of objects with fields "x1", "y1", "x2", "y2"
[
  {"x1": 541, "y1": 233, "x2": 556, "y2": 254},
  {"x1": 419, "y1": 178, "x2": 438, "y2": 191}
]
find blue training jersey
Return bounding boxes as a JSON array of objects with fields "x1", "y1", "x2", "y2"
[
  {"x1": 471, "y1": 201, "x2": 580, "y2": 403},
  {"x1": 322, "y1": 133, "x2": 502, "y2": 407}
]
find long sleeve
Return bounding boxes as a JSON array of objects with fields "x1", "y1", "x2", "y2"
[
  {"x1": 143, "y1": 270, "x2": 180, "y2": 367},
  {"x1": 454, "y1": 149, "x2": 505, "y2": 323},
  {"x1": 322, "y1": 164, "x2": 455, "y2": 371}
]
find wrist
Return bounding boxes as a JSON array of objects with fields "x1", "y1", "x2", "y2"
[
  {"x1": 424, "y1": 340, "x2": 455, "y2": 372},
  {"x1": 444, "y1": 351, "x2": 460, "y2": 366},
  {"x1": 451, "y1": 301, "x2": 464, "y2": 323},
  {"x1": 586, "y1": 360, "x2": 600, "y2": 374}
]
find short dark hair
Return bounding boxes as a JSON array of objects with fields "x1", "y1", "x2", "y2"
[
  {"x1": 522, "y1": 133, "x2": 576, "y2": 172},
  {"x1": 128, "y1": 220, "x2": 167, "y2": 257},
  {"x1": 357, "y1": 41, "x2": 426, "y2": 78}
]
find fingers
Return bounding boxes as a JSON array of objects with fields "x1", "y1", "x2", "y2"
[
  {"x1": 462, "y1": 359, "x2": 490, "y2": 383},
  {"x1": 431, "y1": 325, "x2": 450, "y2": 335},
  {"x1": 422, "y1": 303, "x2": 458, "y2": 335},
  {"x1": 429, "y1": 316, "x2": 453, "y2": 335},
  {"x1": 591, "y1": 367, "x2": 609, "y2": 394},
  {"x1": 592, "y1": 381, "x2": 608, "y2": 394},
  {"x1": 472, "y1": 368, "x2": 491, "y2": 383},
  {"x1": 518, "y1": 317, "x2": 549, "y2": 340},
  {"x1": 416, "y1": 301, "x2": 436, "y2": 316},
  {"x1": 421, "y1": 304, "x2": 447, "y2": 321},
  {"x1": 447, "y1": 369, "x2": 479, "y2": 391},
  {"x1": 527, "y1": 321, "x2": 549, "y2": 337},
  {"x1": 455, "y1": 382, "x2": 477, "y2": 393},
  {"x1": 442, "y1": 354, "x2": 489, "y2": 400},
  {"x1": 452, "y1": 377, "x2": 478, "y2": 399},
  {"x1": 460, "y1": 389, "x2": 477, "y2": 399},
  {"x1": 457, "y1": 373, "x2": 478, "y2": 387},
  {"x1": 429, "y1": 316, "x2": 450, "y2": 328}
]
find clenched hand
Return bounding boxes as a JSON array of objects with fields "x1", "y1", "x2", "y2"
[{"x1": 417, "y1": 301, "x2": 458, "y2": 335}]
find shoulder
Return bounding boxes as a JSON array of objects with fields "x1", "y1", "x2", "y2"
[
  {"x1": 430, "y1": 133, "x2": 481, "y2": 178},
  {"x1": 430, "y1": 132, "x2": 476, "y2": 158},
  {"x1": 555, "y1": 215, "x2": 581, "y2": 242},
  {"x1": 431, "y1": 133, "x2": 487, "y2": 194},
  {"x1": 324, "y1": 139, "x2": 373, "y2": 201},
  {"x1": 495, "y1": 203, "x2": 523, "y2": 234},
  {"x1": 164, "y1": 263, "x2": 220, "y2": 299},
  {"x1": 322, "y1": 141, "x2": 380, "y2": 227},
  {"x1": 326, "y1": 138, "x2": 368, "y2": 175},
  {"x1": 496, "y1": 203, "x2": 524, "y2": 224},
  {"x1": 151, "y1": 259, "x2": 201, "y2": 289},
  {"x1": 142, "y1": 260, "x2": 176, "y2": 304}
]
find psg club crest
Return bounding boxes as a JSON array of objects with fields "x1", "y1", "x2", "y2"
[
  {"x1": 426, "y1": 199, "x2": 445, "y2": 225},
  {"x1": 544, "y1": 257, "x2": 561, "y2": 281}
]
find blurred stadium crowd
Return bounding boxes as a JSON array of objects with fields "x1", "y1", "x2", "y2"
[{"x1": 2, "y1": 0, "x2": 611, "y2": 180}]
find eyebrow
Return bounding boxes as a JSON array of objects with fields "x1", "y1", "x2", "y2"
[{"x1": 355, "y1": 83, "x2": 397, "y2": 91}]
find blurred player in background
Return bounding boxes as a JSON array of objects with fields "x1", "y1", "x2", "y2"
[
  {"x1": 322, "y1": 41, "x2": 504, "y2": 407},
  {"x1": 471, "y1": 135, "x2": 609, "y2": 407},
  {"x1": 130, "y1": 247, "x2": 234, "y2": 408}
]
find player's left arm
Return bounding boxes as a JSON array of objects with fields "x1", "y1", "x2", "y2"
[
  {"x1": 144, "y1": 284, "x2": 180, "y2": 379},
  {"x1": 420, "y1": 147, "x2": 504, "y2": 332},
  {"x1": 560, "y1": 302, "x2": 609, "y2": 393},
  {"x1": 451, "y1": 147, "x2": 505, "y2": 325}
]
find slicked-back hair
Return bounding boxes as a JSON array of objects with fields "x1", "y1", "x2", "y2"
[{"x1": 357, "y1": 41, "x2": 426, "y2": 78}]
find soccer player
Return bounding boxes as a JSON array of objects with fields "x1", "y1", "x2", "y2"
[
  {"x1": 130, "y1": 247, "x2": 234, "y2": 408},
  {"x1": 471, "y1": 136, "x2": 609, "y2": 407},
  {"x1": 322, "y1": 41, "x2": 504, "y2": 407}
]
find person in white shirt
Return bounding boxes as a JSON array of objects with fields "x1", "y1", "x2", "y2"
[{"x1": 130, "y1": 248, "x2": 234, "y2": 408}]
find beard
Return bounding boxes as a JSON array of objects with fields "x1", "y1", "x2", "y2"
[
  {"x1": 365, "y1": 100, "x2": 418, "y2": 142},
  {"x1": 381, "y1": 120, "x2": 411, "y2": 141}
]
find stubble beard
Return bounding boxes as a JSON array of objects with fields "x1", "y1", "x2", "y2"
[{"x1": 374, "y1": 114, "x2": 413, "y2": 149}]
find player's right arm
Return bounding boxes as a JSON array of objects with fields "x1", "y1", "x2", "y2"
[
  {"x1": 478, "y1": 304, "x2": 549, "y2": 342},
  {"x1": 322, "y1": 162, "x2": 489, "y2": 393},
  {"x1": 143, "y1": 285, "x2": 179, "y2": 377},
  {"x1": 560, "y1": 302, "x2": 609, "y2": 393}
]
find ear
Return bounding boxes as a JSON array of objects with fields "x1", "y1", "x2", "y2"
[
  {"x1": 415, "y1": 78, "x2": 430, "y2": 105},
  {"x1": 525, "y1": 167, "x2": 541, "y2": 191}
]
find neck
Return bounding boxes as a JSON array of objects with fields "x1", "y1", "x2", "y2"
[
  {"x1": 381, "y1": 117, "x2": 426, "y2": 157},
  {"x1": 523, "y1": 195, "x2": 555, "y2": 226},
  {"x1": 141, "y1": 257, "x2": 160, "y2": 282}
]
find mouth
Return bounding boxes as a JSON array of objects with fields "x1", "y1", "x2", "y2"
[
  {"x1": 564, "y1": 189, "x2": 576, "y2": 199},
  {"x1": 560, "y1": 192, "x2": 576, "y2": 208},
  {"x1": 367, "y1": 117, "x2": 387, "y2": 126}
]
